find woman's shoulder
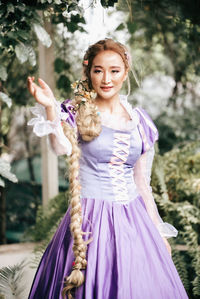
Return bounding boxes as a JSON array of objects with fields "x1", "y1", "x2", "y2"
[
  {"x1": 134, "y1": 107, "x2": 158, "y2": 135},
  {"x1": 119, "y1": 95, "x2": 156, "y2": 132},
  {"x1": 134, "y1": 107, "x2": 159, "y2": 151},
  {"x1": 119, "y1": 95, "x2": 158, "y2": 150}
]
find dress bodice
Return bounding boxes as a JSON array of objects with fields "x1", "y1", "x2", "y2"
[{"x1": 79, "y1": 125, "x2": 142, "y2": 203}]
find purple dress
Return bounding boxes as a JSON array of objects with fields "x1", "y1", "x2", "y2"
[{"x1": 28, "y1": 103, "x2": 188, "y2": 299}]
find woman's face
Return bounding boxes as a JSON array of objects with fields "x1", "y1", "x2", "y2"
[{"x1": 90, "y1": 50, "x2": 127, "y2": 101}]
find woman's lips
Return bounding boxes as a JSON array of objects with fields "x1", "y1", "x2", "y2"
[{"x1": 100, "y1": 86, "x2": 113, "y2": 91}]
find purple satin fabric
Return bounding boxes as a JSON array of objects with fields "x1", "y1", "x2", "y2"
[
  {"x1": 29, "y1": 197, "x2": 188, "y2": 299},
  {"x1": 61, "y1": 99, "x2": 76, "y2": 128},
  {"x1": 28, "y1": 108, "x2": 188, "y2": 299}
]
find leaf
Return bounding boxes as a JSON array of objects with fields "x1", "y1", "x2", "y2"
[
  {"x1": 127, "y1": 21, "x2": 137, "y2": 34},
  {"x1": 33, "y1": 23, "x2": 52, "y2": 48},
  {"x1": 115, "y1": 23, "x2": 125, "y2": 31},
  {"x1": 17, "y1": 30, "x2": 31, "y2": 42},
  {"x1": 15, "y1": 43, "x2": 29, "y2": 64},
  {"x1": 0, "y1": 158, "x2": 18, "y2": 183},
  {"x1": 0, "y1": 92, "x2": 12, "y2": 108},
  {"x1": 66, "y1": 21, "x2": 78, "y2": 33},
  {"x1": 0, "y1": 65, "x2": 7, "y2": 81},
  {"x1": 17, "y1": 3, "x2": 26, "y2": 12},
  {"x1": 0, "y1": 177, "x2": 5, "y2": 187},
  {"x1": 7, "y1": 4, "x2": 15, "y2": 14},
  {"x1": 27, "y1": 46, "x2": 36, "y2": 66},
  {"x1": 68, "y1": 3, "x2": 78, "y2": 13},
  {"x1": 0, "y1": 260, "x2": 26, "y2": 298}
]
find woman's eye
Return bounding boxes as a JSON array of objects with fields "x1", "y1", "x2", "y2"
[
  {"x1": 94, "y1": 70, "x2": 101, "y2": 73},
  {"x1": 112, "y1": 70, "x2": 119, "y2": 73}
]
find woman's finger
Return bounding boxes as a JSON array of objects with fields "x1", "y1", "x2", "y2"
[
  {"x1": 27, "y1": 77, "x2": 41, "y2": 97},
  {"x1": 27, "y1": 77, "x2": 34, "y2": 94},
  {"x1": 38, "y1": 78, "x2": 51, "y2": 92}
]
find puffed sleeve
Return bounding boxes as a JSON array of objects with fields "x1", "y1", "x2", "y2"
[
  {"x1": 28, "y1": 99, "x2": 76, "y2": 156},
  {"x1": 134, "y1": 107, "x2": 178, "y2": 238}
]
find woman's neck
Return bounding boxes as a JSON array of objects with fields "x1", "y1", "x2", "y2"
[{"x1": 95, "y1": 94, "x2": 121, "y2": 114}]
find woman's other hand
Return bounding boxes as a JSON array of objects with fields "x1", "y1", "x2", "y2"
[
  {"x1": 27, "y1": 77, "x2": 55, "y2": 108},
  {"x1": 162, "y1": 237, "x2": 172, "y2": 256}
]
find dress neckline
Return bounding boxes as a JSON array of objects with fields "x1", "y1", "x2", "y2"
[{"x1": 99, "y1": 95, "x2": 139, "y2": 131}]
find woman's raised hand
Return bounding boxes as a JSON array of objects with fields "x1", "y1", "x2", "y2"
[{"x1": 27, "y1": 77, "x2": 55, "y2": 108}]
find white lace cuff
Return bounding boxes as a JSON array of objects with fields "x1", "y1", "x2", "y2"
[
  {"x1": 27, "y1": 101, "x2": 72, "y2": 156},
  {"x1": 157, "y1": 222, "x2": 178, "y2": 238}
]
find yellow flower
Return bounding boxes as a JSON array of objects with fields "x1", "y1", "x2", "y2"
[{"x1": 71, "y1": 82, "x2": 77, "y2": 89}]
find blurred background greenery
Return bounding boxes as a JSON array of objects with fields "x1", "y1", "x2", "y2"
[{"x1": 0, "y1": 0, "x2": 199, "y2": 297}]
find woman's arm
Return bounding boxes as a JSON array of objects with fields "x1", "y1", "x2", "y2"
[
  {"x1": 134, "y1": 148, "x2": 160, "y2": 226},
  {"x1": 27, "y1": 77, "x2": 72, "y2": 156},
  {"x1": 134, "y1": 147, "x2": 176, "y2": 256}
]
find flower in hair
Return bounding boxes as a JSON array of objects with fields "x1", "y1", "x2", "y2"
[
  {"x1": 83, "y1": 60, "x2": 88, "y2": 66},
  {"x1": 71, "y1": 79, "x2": 96, "y2": 101},
  {"x1": 124, "y1": 51, "x2": 131, "y2": 65}
]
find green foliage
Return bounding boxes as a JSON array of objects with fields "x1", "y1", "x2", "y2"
[
  {"x1": 29, "y1": 191, "x2": 69, "y2": 267},
  {"x1": 172, "y1": 249, "x2": 190, "y2": 292},
  {"x1": 155, "y1": 107, "x2": 200, "y2": 154},
  {"x1": 0, "y1": 0, "x2": 86, "y2": 97},
  {"x1": 0, "y1": 0, "x2": 87, "y2": 164},
  {"x1": 30, "y1": 191, "x2": 69, "y2": 242},
  {"x1": 121, "y1": 0, "x2": 200, "y2": 82},
  {"x1": 54, "y1": 58, "x2": 70, "y2": 73},
  {"x1": 116, "y1": 0, "x2": 200, "y2": 153},
  {"x1": 118, "y1": 0, "x2": 200, "y2": 94},
  {"x1": 152, "y1": 141, "x2": 200, "y2": 297},
  {"x1": 6, "y1": 181, "x2": 41, "y2": 235},
  {"x1": 0, "y1": 2, "x2": 40, "y2": 69},
  {"x1": 163, "y1": 142, "x2": 200, "y2": 204},
  {"x1": 57, "y1": 74, "x2": 71, "y2": 91}
]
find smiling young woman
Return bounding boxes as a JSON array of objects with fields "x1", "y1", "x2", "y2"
[
  {"x1": 27, "y1": 39, "x2": 188, "y2": 299},
  {"x1": 90, "y1": 50, "x2": 127, "y2": 101}
]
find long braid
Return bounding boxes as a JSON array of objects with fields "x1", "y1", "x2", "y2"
[{"x1": 62, "y1": 123, "x2": 87, "y2": 299}]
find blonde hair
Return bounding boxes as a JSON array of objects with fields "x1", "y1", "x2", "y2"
[{"x1": 62, "y1": 39, "x2": 130, "y2": 298}]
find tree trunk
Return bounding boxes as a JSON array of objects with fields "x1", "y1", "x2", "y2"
[{"x1": 38, "y1": 13, "x2": 59, "y2": 206}]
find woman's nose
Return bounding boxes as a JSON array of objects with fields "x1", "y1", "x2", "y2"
[{"x1": 102, "y1": 71, "x2": 111, "y2": 84}]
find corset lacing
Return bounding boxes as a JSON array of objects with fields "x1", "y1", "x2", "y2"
[{"x1": 109, "y1": 132, "x2": 131, "y2": 202}]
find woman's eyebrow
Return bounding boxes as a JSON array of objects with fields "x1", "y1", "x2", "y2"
[
  {"x1": 93, "y1": 65, "x2": 121, "y2": 68},
  {"x1": 110, "y1": 66, "x2": 121, "y2": 69}
]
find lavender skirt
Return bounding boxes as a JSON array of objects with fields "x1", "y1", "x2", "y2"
[{"x1": 28, "y1": 196, "x2": 188, "y2": 299}]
